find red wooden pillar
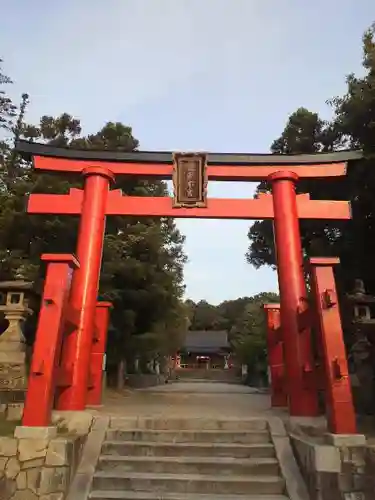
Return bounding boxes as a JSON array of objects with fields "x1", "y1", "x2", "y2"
[
  {"x1": 56, "y1": 167, "x2": 114, "y2": 411},
  {"x1": 269, "y1": 171, "x2": 319, "y2": 416},
  {"x1": 22, "y1": 254, "x2": 79, "y2": 426},
  {"x1": 87, "y1": 301, "x2": 112, "y2": 406},
  {"x1": 264, "y1": 304, "x2": 287, "y2": 407},
  {"x1": 309, "y1": 257, "x2": 356, "y2": 434}
]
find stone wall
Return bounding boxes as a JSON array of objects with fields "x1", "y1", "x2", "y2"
[
  {"x1": 0, "y1": 412, "x2": 94, "y2": 500},
  {"x1": 51, "y1": 411, "x2": 94, "y2": 437},
  {"x1": 290, "y1": 432, "x2": 375, "y2": 500}
]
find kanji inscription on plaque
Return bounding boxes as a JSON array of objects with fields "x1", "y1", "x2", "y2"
[{"x1": 172, "y1": 153, "x2": 207, "y2": 208}]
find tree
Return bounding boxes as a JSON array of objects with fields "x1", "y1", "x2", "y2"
[
  {"x1": 229, "y1": 292, "x2": 279, "y2": 385},
  {"x1": 328, "y1": 23, "x2": 375, "y2": 293},
  {"x1": 0, "y1": 59, "x2": 16, "y2": 133},
  {"x1": 187, "y1": 300, "x2": 225, "y2": 331},
  {"x1": 246, "y1": 25, "x2": 375, "y2": 297},
  {"x1": 0, "y1": 64, "x2": 188, "y2": 381},
  {"x1": 246, "y1": 107, "x2": 343, "y2": 271}
]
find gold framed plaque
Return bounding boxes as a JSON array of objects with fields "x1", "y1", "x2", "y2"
[{"x1": 172, "y1": 152, "x2": 208, "y2": 208}]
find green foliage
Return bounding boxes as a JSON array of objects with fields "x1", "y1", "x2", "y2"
[
  {"x1": 0, "y1": 59, "x2": 188, "y2": 368},
  {"x1": 186, "y1": 299, "x2": 224, "y2": 331},
  {"x1": 0, "y1": 59, "x2": 16, "y2": 132},
  {"x1": 228, "y1": 292, "x2": 279, "y2": 363},
  {"x1": 246, "y1": 24, "x2": 375, "y2": 295}
]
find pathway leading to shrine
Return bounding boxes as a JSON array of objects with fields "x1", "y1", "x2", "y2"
[{"x1": 94, "y1": 381, "x2": 284, "y2": 420}]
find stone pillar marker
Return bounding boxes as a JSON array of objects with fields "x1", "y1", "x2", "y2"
[{"x1": 0, "y1": 281, "x2": 34, "y2": 404}]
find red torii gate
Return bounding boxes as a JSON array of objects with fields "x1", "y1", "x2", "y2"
[
  {"x1": 16, "y1": 140, "x2": 360, "y2": 421},
  {"x1": 263, "y1": 257, "x2": 357, "y2": 434}
]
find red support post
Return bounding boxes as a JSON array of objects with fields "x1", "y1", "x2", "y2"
[
  {"x1": 309, "y1": 257, "x2": 357, "y2": 434},
  {"x1": 269, "y1": 171, "x2": 319, "y2": 416},
  {"x1": 22, "y1": 254, "x2": 79, "y2": 426},
  {"x1": 87, "y1": 301, "x2": 112, "y2": 406},
  {"x1": 264, "y1": 304, "x2": 287, "y2": 407},
  {"x1": 56, "y1": 167, "x2": 114, "y2": 411}
]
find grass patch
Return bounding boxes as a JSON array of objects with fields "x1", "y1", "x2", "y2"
[{"x1": 0, "y1": 418, "x2": 20, "y2": 436}]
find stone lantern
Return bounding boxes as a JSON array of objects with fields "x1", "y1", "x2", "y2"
[
  {"x1": 0, "y1": 281, "x2": 34, "y2": 400},
  {"x1": 345, "y1": 279, "x2": 375, "y2": 414},
  {"x1": 346, "y1": 279, "x2": 375, "y2": 332}
]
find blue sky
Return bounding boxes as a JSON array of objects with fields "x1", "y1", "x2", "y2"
[{"x1": 1, "y1": 1, "x2": 374, "y2": 304}]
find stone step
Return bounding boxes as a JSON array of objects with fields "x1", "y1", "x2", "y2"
[
  {"x1": 105, "y1": 429, "x2": 271, "y2": 444},
  {"x1": 90, "y1": 491, "x2": 289, "y2": 500},
  {"x1": 97, "y1": 455, "x2": 280, "y2": 476},
  {"x1": 92, "y1": 471, "x2": 285, "y2": 496},
  {"x1": 109, "y1": 418, "x2": 268, "y2": 432},
  {"x1": 101, "y1": 440, "x2": 276, "y2": 458}
]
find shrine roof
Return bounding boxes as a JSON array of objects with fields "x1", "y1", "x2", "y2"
[
  {"x1": 182, "y1": 330, "x2": 230, "y2": 353},
  {"x1": 16, "y1": 140, "x2": 362, "y2": 166}
]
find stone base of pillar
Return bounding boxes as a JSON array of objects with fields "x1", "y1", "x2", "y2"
[
  {"x1": 0, "y1": 352, "x2": 28, "y2": 393},
  {"x1": 0, "y1": 352, "x2": 28, "y2": 422}
]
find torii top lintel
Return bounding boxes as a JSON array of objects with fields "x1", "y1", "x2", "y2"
[
  {"x1": 17, "y1": 141, "x2": 359, "y2": 220},
  {"x1": 16, "y1": 140, "x2": 362, "y2": 182}
]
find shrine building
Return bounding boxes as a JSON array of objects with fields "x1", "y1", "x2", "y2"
[{"x1": 178, "y1": 330, "x2": 232, "y2": 369}]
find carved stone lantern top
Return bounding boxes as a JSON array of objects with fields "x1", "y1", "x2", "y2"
[
  {"x1": 353, "y1": 279, "x2": 366, "y2": 295},
  {"x1": 346, "y1": 279, "x2": 375, "y2": 305},
  {"x1": 0, "y1": 280, "x2": 34, "y2": 293},
  {"x1": 345, "y1": 280, "x2": 375, "y2": 339},
  {"x1": 0, "y1": 280, "x2": 36, "y2": 313}
]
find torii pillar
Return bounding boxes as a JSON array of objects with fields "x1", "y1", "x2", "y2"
[
  {"x1": 264, "y1": 304, "x2": 287, "y2": 407},
  {"x1": 56, "y1": 167, "x2": 114, "y2": 410},
  {"x1": 269, "y1": 171, "x2": 319, "y2": 416}
]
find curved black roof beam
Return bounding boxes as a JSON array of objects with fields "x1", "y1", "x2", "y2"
[{"x1": 15, "y1": 140, "x2": 362, "y2": 166}]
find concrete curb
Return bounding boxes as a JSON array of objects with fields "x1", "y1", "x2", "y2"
[
  {"x1": 268, "y1": 417, "x2": 310, "y2": 500},
  {"x1": 66, "y1": 415, "x2": 109, "y2": 500}
]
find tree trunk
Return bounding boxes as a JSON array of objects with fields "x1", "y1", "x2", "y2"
[{"x1": 116, "y1": 358, "x2": 125, "y2": 390}]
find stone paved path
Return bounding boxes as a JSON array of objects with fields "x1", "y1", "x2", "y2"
[
  {"x1": 139, "y1": 381, "x2": 262, "y2": 394},
  {"x1": 94, "y1": 381, "x2": 286, "y2": 419}
]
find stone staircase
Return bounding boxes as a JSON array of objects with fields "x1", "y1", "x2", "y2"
[{"x1": 89, "y1": 418, "x2": 290, "y2": 500}]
